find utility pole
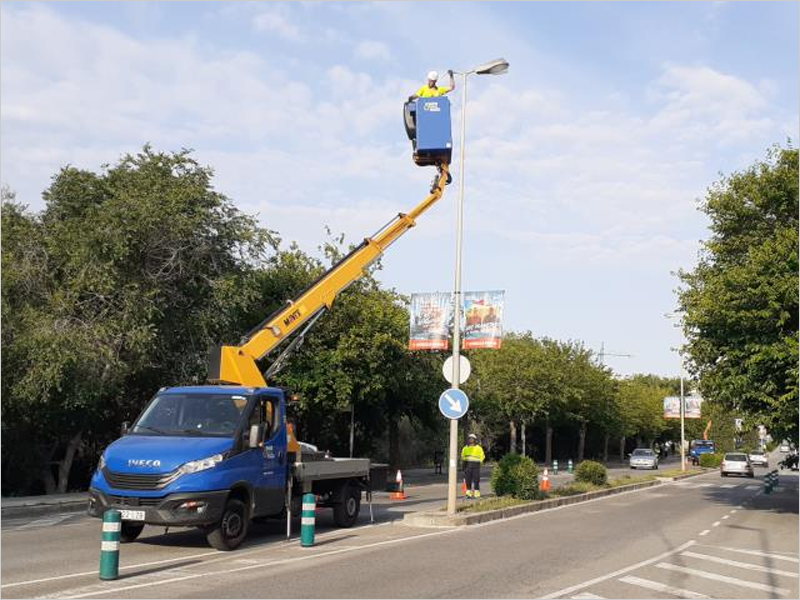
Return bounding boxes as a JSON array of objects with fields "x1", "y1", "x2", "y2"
[{"x1": 597, "y1": 342, "x2": 632, "y2": 463}]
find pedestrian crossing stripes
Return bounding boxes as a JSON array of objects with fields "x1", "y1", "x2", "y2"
[
  {"x1": 619, "y1": 575, "x2": 710, "y2": 599},
  {"x1": 655, "y1": 562, "x2": 791, "y2": 595},
  {"x1": 680, "y1": 550, "x2": 800, "y2": 578}
]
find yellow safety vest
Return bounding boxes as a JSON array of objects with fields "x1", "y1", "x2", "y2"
[
  {"x1": 461, "y1": 444, "x2": 485, "y2": 463},
  {"x1": 416, "y1": 85, "x2": 451, "y2": 98}
]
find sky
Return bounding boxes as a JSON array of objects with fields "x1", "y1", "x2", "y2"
[{"x1": 2, "y1": 1, "x2": 798, "y2": 377}]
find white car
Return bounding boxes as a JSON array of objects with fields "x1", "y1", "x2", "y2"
[
  {"x1": 629, "y1": 448, "x2": 659, "y2": 470},
  {"x1": 721, "y1": 453, "x2": 755, "y2": 478},
  {"x1": 780, "y1": 443, "x2": 791, "y2": 453},
  {"x1": 748, "y1": 451, "x2": 769, "y2": 468}
]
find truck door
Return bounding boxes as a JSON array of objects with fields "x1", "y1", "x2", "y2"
[{"x1": 249, "y1": 395, "x2": 287, "y2": 516}]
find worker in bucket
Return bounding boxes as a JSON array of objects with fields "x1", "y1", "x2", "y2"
[
  {"x1": 410, "y1": 69, "x2": 456, "y2": 99},
  {"x1": 461, "y1": 434, "x2": 485, "y2": 499}
]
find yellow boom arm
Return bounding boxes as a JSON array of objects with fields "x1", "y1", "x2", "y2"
[{"x1": 208, "y1": 165, "x2": 451, "y2": 387}]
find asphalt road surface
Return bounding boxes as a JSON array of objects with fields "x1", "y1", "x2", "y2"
[{"x1": 2, "y1": 461, "x2": 796, "y2": 598}]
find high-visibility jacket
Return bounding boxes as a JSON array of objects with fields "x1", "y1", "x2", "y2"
[
  {"x1": 415, "y1": 85, "x2": 451, "y2": 98},
  {"x1": 461, "y1": 444, "x2": 485, "y2": 463}
]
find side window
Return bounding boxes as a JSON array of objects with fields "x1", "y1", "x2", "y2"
[{"x1": 248, "y1": 400, "x2": 265, "y2": 429}]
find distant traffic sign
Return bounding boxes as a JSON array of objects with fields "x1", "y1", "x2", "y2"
[
  {"x1": 442, "y1": 355, "x2": 471, "y2": 385},
  {"x1": 438, "y1": 389, "x2": 469, "y2": 420}
]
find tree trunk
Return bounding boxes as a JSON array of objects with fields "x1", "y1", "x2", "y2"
[
  {"x1": 388, "y1": 419, "x2": 400, "y2": 472},
  {"x1": 521, "y1": 419, "x2": 527, "y2": 456},
  {"x1": 56, "y1": 431, "x2": 83, "y2": 494},
  {"x1": 577, "y1": 421, "x2": 587, "y2": 463},
  {"x1": 603, "y1": 432, "x2": 610, "y2": 463},
  {"x1": 509, "y1": 419, "x2": 517, "y2": 454},
  {"x1": 619, "y1": 436, "x2": 626, "y2": 462},
  {"x1": 545, "y1": 420, "x2": 553, "y2": 465},
  {"x1": 40, "y1": 466, "x2": 57, "y2": 495}
]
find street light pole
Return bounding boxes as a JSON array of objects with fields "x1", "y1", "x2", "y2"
[
  {"x1": 445, "y1": 58, "x2": 508, "y2": 516},
  {"x1": 666, "y1": 312, "x2": 687, "y2": 472}
]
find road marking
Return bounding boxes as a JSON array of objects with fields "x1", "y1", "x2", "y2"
[
  {"x1": 698, "y1": 483, "x2": 714, "y2": 487},
  {"x1": 42, "y1": 527, "x2": 463, "y2": 599},
  {"x1": 704, "y1": 546, "x2": 800, "y2": 563},
  {"x1": 655, "y1": 563, "x2": 790, "y2": 595},
  {"x1": 699, "y1": 530, "x2": 710, "y2": 536},
  {"x1": 746, "y1": 485, "x2": 760, "y2": 490},
  {"x1": 619, "y1": 575, "x2": 710, "y2": 599},
  {"x1": 570, "y1": 593, "x2": 605, "y2": 599},
  {"x1": 681, "y1": 551, "x2": 799, "y2": 578},
  {"x1": 730, "y1": 509, "x2": 737, "y2": 513},
  {"x1": 721, "y1": 515, "x2": 729, "y2": 520},
  {"x1": 539, "y1": 540, "x2": 697, "y2": 599},
  {"x1": 712, "y1": 521, "x2": 721, "y2": 527},
  {"x1": 720, "y1": 484, "x2": 736, "y2": 488}
]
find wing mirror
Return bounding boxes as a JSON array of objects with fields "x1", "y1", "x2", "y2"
[{"x1": 248, "y1": 424, "x2": 266, "y2": 449}]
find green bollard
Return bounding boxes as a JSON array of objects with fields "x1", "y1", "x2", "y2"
[
  {"x1": 99, "y1": 509, "x2": 121, "y2": 580},
  {"x1": 552, "y1": 459, "x2": 558, "y2": 475},
  {"x1": 567, "y1": 459, "x2": 574, "y2": 474},
  {"x1": 300, "y1": 493, "x2": 316, "y2": 547}
]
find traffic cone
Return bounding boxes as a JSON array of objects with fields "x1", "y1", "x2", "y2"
[
  {"x1": 462, "y1": 480, "x2": 467, "y2": 495},
  {"x1": 390, "y1": 470, "x2": 407, "y2": 500},
  {"x1": 540, "y1": 468, "x2": 551, "y2": 492}
]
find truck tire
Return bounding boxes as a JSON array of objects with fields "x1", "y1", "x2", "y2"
[
  {"x1": 120, "y1": 522, "x2": 145, "y2": 543},
  {"x1": 333, "y1": 483, "x2": 361, "y2": 528},
  {"x1": 206, "y1": 498, "x2": 249, "y2": 551}
]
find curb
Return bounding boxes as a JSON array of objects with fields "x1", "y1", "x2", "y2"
[
  {"x1": 403, "y1": 470, "x2": 708, "y2": 528},
  {"x1": 2, "y1": 498, "x2": 88, "y2": 519}
]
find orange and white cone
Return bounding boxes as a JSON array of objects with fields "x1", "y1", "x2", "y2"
[
  {"x1": 539, "y1": 468, "x2": 551, "y2": 492},
  {"x1": 390, "y1": 470, "x2": 407, "y2": 500},
  {"x1": 462, "y1": 480, "x2": 467, "y2": 495}
]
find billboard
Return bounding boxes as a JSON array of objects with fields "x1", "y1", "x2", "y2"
[
  {"x1": 462, "y1": 290, "x2": 505, "y2": 350},
  {"x1": 663, "y1": 394, "x2": 703, "y2": 419},
  {"x1": 409, "y1": 292, "x2": 452, "y2": 350}
]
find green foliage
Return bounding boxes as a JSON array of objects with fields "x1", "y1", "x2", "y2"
[
  {"x1": 699, "y1": 453, "x2": 724, "y2": 468},
  {"x1": 550, "y1": 481, "x2": 602, "y2": 496},
  {"x1": 615, "y1": 376, "x2": 669, "y2": 443},
  {"x1": 457, "y1": 496, "x2": 529, "y2": 513},
  {"x1": 679, "y1": 146, "x2": 799, "y2": 445},
  {"x1": 490, "y1": 453, "x2": 540, "y2": 500},
  {"x1": 574, "y1": 460, "x2": 608, "y2": 486}
]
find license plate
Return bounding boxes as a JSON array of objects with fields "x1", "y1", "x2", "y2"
[{"x1": 120, "y1": 510, "x2": 145, "y2": 521}]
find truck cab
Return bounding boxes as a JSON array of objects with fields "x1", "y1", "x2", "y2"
[
  {"x1": 689, "y1": 439, "x2": 716, "y2": 465},
  {"x1": 89, "y1": 386, "x2": 289, "y2": 549}
]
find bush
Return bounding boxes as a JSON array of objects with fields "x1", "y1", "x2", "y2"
[
  {"x1": 490, "y1": 453, "x2": 539, "y2": 500},
  {"x1": 574, "y1": 460, "x2": 608, "y2": 486},
  {"x1": 699, "y1": 453, "x2": 723, "y2": 468},
  {"x1": 550, "y1": 481, "x2": 600, "y2": 497}
]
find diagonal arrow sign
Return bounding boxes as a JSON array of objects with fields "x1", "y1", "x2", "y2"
[{"x1": 443, "y1": 392, "x2": 462, "y2": 413}]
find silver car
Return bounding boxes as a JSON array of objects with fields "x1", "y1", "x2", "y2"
[
  {"x1": 721, "y1": 452, "x2": 754, "y2": 478},
  {"x1": 629, "y1": 448, "x2": 659, "y2": 470},
  {"x1": 748, "y1": 450, "x2": 769, "y2": 468}
]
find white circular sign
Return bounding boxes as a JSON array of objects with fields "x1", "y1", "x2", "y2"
[{"x1": 443, "y1": 355, "x2": 471, "y2": 385}]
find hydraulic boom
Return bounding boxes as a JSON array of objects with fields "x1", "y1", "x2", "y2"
[{"x1": 208, "y1": 165, "x2": 451, "y2": 388}]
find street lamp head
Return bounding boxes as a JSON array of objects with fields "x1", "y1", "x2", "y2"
[{"x1": 475, "y1": 58, "x2": 509, "y2": 75}]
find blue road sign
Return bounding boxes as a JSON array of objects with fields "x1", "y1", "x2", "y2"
[{"x1": 439, "y1": 389, "x2": 469, "y2": 420}]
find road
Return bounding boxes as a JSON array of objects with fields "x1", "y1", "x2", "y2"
[{"x1": 2, "y1": 461, "x2": 796, "y2": 598}]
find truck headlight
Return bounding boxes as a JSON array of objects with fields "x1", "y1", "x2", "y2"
[
  {"x1": 179, "y1": 453, "x2": 224, "y2": 475},
  {"x1": 98, "y1": 454, "x2": 106, "y2": 471}
]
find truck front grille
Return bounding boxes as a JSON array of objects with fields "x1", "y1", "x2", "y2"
[
  {"x1": 108, "y1": 495, "x2": 162, "y2": 507},
  {"x1": 102, "y1": 467, "x2": 180, "y2": 490}
]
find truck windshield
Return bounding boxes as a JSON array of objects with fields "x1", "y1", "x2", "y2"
[{"x1": 132, "y1": 393, "x2": 249, "y2": 437}]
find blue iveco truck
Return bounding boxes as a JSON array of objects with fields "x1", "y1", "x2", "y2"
[{"x1": 88, "y1": 95, "x2": 454, "y2": 551}]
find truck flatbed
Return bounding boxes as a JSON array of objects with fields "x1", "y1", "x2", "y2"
[{"x1": 292, "y1": 457, "x2": 371, "y2": 483}]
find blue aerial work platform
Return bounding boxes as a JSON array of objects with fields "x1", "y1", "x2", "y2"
[{"x1": 403, "y1": 97, "x2": 453, "y2": 166}]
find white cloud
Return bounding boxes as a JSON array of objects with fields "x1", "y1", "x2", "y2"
[
  {"x1": 252, "y1": 8, "x2": 304, "y2": 42},
  {"x1": 354, "y1": 40, "x2": 391, "y2": 61}
]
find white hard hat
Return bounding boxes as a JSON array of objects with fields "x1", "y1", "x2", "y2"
[
  {"x1": 427, "y1": 70, "x2": 439, "y2": 81},
  {"x1": 468, "y1": 433, "x2": 477, "y2": 440}
]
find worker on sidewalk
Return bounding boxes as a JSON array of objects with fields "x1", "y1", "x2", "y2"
[
  {"x1": 410, "y1": 69, "x2": 456, "y2": 99},
  {"x1": 461, "y1": 434, "x2": 485, "y2": 499}
]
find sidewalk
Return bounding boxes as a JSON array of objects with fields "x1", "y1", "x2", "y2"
[{"x1": 1, "y1": 492, "x2": 89, "y2": 519}]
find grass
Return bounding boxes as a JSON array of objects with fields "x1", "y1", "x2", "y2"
[{"x1": 455, "y1": 496, "x2": 530, "y2": 513}]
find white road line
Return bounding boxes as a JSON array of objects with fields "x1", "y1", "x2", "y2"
[
  {"x1": 721, "y1": 515, "x2": 729, "y2": 520},
  {"x1": 539, "y1": 540, "x2": 697, "y2": 599},
  {"x1": 56, "y1": 528, "x2": 462, "y2": 599},
  {"x1": 712, "y1": 521, "x2": 721, "y2": 527},
  {"x1": 698, "y1": 483, "x2": 715, "y2": 487},
  {"x1": 720, "y1": 484, "x2": 736, "y2": 488},
  {"x1": 730, "y1": 509, "x2": 737, "y2": 513},
  {"x1": 656, "y1": 563, "x2": 791, "y2": 595},
  {"x1": 699, "y1": 530, "x2": 710, "y2": 536},
  {"x1": 619, "y1": 575, "x2": 710, "y2": 599},
  {"x1": 705, "y1": 546, "x2": 800, "y2": 563},
  {"x1": 570, "y1": 593, "x2": 605, "y2": 599},
  {"x1": 746, "y1": 485, "x2": 760, "y2": 490},
  {"x1": 682, "y1": 550, "x2": 800, "y2": 576}
]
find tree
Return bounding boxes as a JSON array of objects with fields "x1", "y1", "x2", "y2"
[
  {"x1": 615, "y1": 376, "x2": 670, "y2": 458},
  {"x1": 1, "y1": 147, "x2": 275, "y2": 494},
  {"x1": 678, "y1": 146, "x2": 799, "y2": 444}
]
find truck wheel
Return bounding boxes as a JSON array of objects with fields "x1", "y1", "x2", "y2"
[
  {"x1": 206, "y1": 498, "x2": 249, "y2": 551},
  {"x1": 333, "y1": 483, "x2": 361, "y2": 528},
  {"x1": 120, "y1": 522, "x2": 145, "y2": 543}
]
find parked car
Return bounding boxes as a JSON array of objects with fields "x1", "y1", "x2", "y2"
[
  {"x1": 779, "y1": 443, "x2": 791, "y2": 453},
  {"x1": 720, "y1": 453, "x2": 754, "y2": 478},
  {"x1": 748, "y1": 450, "x2": 769, "y2": 468},
  {"x1": 629, "y1": 448, "x2": 659, "y2": 470}
]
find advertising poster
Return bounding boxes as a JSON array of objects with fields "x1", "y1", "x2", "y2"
[
  {"x1": 462, "y1": 290, "x2": 505, "y2": 349},
  {"x1": 409, "y1": 292, "x2": 451, "y2": 350},
  {"x1": 663, "y1": 394, "x2": 703, "y2": 419}
]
